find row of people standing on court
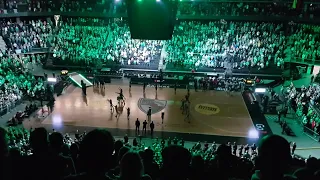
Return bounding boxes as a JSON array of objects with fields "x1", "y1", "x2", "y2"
[{"x1": 135, "y1": 118, "x2": 155, "y2": 135}]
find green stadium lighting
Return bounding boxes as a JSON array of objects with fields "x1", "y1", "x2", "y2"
[
  {"x1": 69, "y1": 77, "x2": 82, "y2": 87},
  {"x1": 79, "y1": 74, "x2": 93, "y2": 86}
]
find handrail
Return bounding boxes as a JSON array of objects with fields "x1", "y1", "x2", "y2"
[{"x1": 309, "y1": 103, "x2": 320, "y2": 117}]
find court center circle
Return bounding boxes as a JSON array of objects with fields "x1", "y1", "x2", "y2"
[{"x1": 195, "y1": 104, "x2": 220, "y2": 115}]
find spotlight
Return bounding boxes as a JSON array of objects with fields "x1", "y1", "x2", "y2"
[
  {"x1": 255, "y1": 88, "x2": 266, "y2": 93},
  {"x1": 156, "y1": 0, "x2": 160, "y2": 2},
  {"x1": 47, "y1": 77, "x2": 57, "y2": 83},
  {"x1": 61, "y1": 70, "x2": 68, "y2": 75},
  {"x1": 248, "y1": 129, "x2": 259, "y2": 139}
]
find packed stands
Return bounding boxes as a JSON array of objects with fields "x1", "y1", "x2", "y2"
[
  {"x1": 0, "y1": 52, "x2": 45, "y2": 114},
  {"x1": 54, "y1": 18, "x2": 163, "y2": 69},
  {"x1": 166, "y1": 21, "x2": 285, "y2": 71},
  {"x1": 48, "y1": 17, "x2": 320, "y2": 71},
  {"x1": 0, "y1": 0, "x2": 317, "y2": 18},
  {"x1": 0, "y1": 0, "x2": 126, "y2": 14},
  {"x1": 0, "y1": 18, "x2": 48, "y2": 116},
  {"x1": 0, "y1": 19, "x2": 54, "y2": 53},
  {"x1": 177, "y1": 1, "x2": 297, "y2": 17},
  {"x1": 287, "y1": 83, "x2": 320, "y2": 135},
  {"x1": 1, "y1": 0, "x2": 319, "y2": 20},
  {"x1": 53, "y1": 18, "x2": 112, "y2": 66},
  {"x1": 1, "y1": 2, "x2": 320, "y2": 180},
  {"x1": 285, "y1": 24, "x2": 320, "y2": 63},
  {"x1": 0, "y1": 127, "x2": 319, "y2": 180}
]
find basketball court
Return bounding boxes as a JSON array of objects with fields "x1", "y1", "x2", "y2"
[{"x1": 40, "y1": 84, "x2": 255, "y2": 138}]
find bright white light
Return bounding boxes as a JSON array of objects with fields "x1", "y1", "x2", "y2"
[
  {"x1": 248, "y1": 129, "x2": 259, "y2": 139},
  {"x1": 255, "y1": 88, "x2": 266, "y2": 93},
  {"x1": 52, "y1": 114, "x2": 63, "y2": 129},
  {"x1": 48, "y1": 77, "x2": 57, "y2": 82},
  {"x1": 156, "y1": 0, "x2": 160, "y2": 2},
  {"x1": 116, "y1": 0, "x2": 121, "y2": 2}
]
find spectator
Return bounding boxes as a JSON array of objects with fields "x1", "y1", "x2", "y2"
[
  {"x1": 190, "y1": 154, "x2": 205, "y2": 180},
  {"x1": 70, "y1": 143, "x2": 80, "y2": 171},
  {"x1": 112, "y1": 140, "x2": 124, "y2": 168},
  {"x1": 294, "y1": 157, "x2": 319, "y2": 180},
  {"x1": 143, "y1": 148, "x2": 159, "y2": 180},
  {"x1": 66, "y1": 129, "x2": 114, "y2": 180},
  {"x1": 253, "y1": 135, "x2": 294, "y2": 180},
  {"x1": 118, "y1": 151, "x2": 151, "y2": 180},
  {"x1": 25, "y1": 127, "x2": 68, "y2": 180},
  {"x1": 108, "y1": 146, "x2": 131, "y2": 179},
  {"x1": 160, "y1": 145, "x2": 191, "y2": 180},
  {"x1": 49, "y1": 132, "x2": 76, "y2": 176}
]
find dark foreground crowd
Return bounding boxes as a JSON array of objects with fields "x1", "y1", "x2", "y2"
[{"x1": 1, "y1": 127, "x2": 320, "y2": 180}]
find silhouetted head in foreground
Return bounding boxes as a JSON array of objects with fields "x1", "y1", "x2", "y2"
[
  {"x1": 120, "y1": 151, "x2": 145, "y2": 180},
  {"x1": 30, "y1": 127, "x2": 49, "y2": 154},
  {"x1": 161, "y1": 145, "x2": 191, "y2": 180},
  {"x1": 255, "y1": 135, "x2": 292, "y2": 180},
  {"x1": 79, "y1": 129, "x2": 114, "y2": 173},
  {"x1": 49, "y1": 132, "x2": 64, "y2": 154}
]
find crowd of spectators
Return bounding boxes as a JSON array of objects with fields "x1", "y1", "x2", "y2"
[
  {"x1": 50, "y1": 18, "x2": 320, "y2": 71},
  {"x1": 167, "y1": 20, "x2": 320, "y2": 70},
  {"x1": 166, "y1": 21, "x2": 286, "y2": 70},
  {"x1": 194, "y1": 76, "x2": 244, "y2": 92},
  {"x1": 1, "y1": 1, "x2": 319, "y2": 18},
  {"x1": 0, "y1": 52, "x2": 45, "y2": 114},
  {"x1": 1, "y1": 0, "x2": 126, "y2": 14},
  {"x1": 0, "y1": 19, "x2": 54, "y2": 53},
  {"x1": 1, "y1": 127, "x2": 319, "y2": 180},
  {"x1": 54, "y1": 18, "x2": 163, "y2": 68},
  {"x1": 0, "y1": 19, "x2": 50, "y2": 115},
  {"x1": 53, "y1": 18, "x2": 112, "y2": 66},
  {"x1": 177, "y1": 1, "x2": 300, "y2": 17},
  {"x1": 6, "y1": 2, "x2": 306, "y2": 71},
  {"x1": 1, "y1": 5, "x2": 318, "y2": 71},
  {"x1": 286, "y1": 83, "x2": 320, "y2": 134},
  {"x1": 285, "y1": 24, "x2": 320, "y2": 63}
]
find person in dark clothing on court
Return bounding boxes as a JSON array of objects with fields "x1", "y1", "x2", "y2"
[
  {"x1": 161, "y1": 112, "x2": 164, "y2": 124},
  {"x1": 143, "y1": 120, "x2": 148, "y2": 134},
  {"x1": 135, "y1": 118, "x2": 140, "y2": 134},
  {"x1": 147, "y1": 107, "x2": 152, "y2": 122},
  {"x1": 150, "y1": 121, "x2": 155, "y2": 136},
  {"x1": 292, "y1": 142, "x2": 297, "y2": 155}
]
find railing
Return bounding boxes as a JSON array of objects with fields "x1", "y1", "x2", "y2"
[
  {"x1": 303, "y1": 125, "x2": 320, "y2": 142},
  {"x1": 282, "y1": 55, "x2": 320, "y2": 65},
  {"x1": 296, "y1": 102, "x2": 320, "y2": 142},
  {"x1": 0, "y1": 99, "x2": 23, "y2": 117}
]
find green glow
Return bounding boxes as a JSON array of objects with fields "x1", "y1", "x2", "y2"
[
  {"x1": 79, "y1": 74, "x2": 93, "y2": 86},
  {"x1": 69, "y1": 77, "x2": 82, "y2": 87},
  {"x1": 69, "y1": 74, "x2": 93, "y2": 87}
]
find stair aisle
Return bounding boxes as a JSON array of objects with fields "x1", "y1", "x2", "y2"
[{"x1": 0, "y1": 36, "x2": 7, "y2": 51}]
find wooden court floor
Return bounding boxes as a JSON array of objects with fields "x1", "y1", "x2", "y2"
[{"x1": 42, "y1": 85, "x2": 255, "y2": 138}]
